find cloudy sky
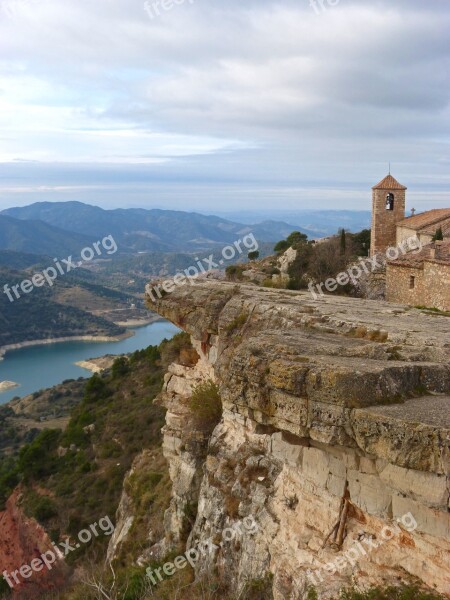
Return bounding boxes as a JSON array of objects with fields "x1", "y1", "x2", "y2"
[{"x1": 0, "y1": 0, "x2": 449, "y2": 213}]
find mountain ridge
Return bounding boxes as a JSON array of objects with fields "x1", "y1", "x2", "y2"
[{"x1": 1, "y1": 201, "x2": 315, "y2": 252}]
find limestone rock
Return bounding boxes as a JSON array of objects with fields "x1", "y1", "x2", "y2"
[{"x1": 147, "y1": 280, "x2": 450, "y2": 597}]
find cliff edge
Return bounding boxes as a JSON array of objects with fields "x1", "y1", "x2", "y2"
[{"x1": 146, "y1": 281, "x2": 450, "y2": 598}]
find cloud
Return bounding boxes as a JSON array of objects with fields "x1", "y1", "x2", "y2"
[{"x1": 0, "y1": 0, "x2": 449, "y2": 209}]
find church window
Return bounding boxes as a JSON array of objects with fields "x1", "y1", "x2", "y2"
[{"x1": 386, "y1": 193, "x2": 395, "y2": 210}]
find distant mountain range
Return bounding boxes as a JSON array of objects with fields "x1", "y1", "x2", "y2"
[
  {"x1": 210, "y1": 210, "x2": 372, "y2": 236},
  {"x1": 1, "y1": 202, "x2": 315, "y2": 254},
  {"x1": 0, "y1": 214, "x2": 96, "y2": 257}
]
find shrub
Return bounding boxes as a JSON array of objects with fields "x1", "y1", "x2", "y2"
[
  {"x1": 339, "y1": 586, "x2": 446, "y2": 600},
  {"x1": 0, "y1": 575, "x2": 11, "y2": 596},
  {"x1": 112, "y1": 356, "x2": 130, "y2": 378},
  {"x1": 18, "y1": 429, "x2": 61, "y2": 480},
  {"x1": 242, "y1": 574, "x2": 274, "y2": 600},
  {"x1": 160, "y1": 332, "x2": 192, "y2": 367},
  {"x1": 226, "y1": 312, "x2": 248, "y2": 333},
  {"x1": 189, "y1": 380, "x2": 222, "y2": 431},
  {"x1": 23, "y1": 491, "x2": 58, "y2": 523},
  {"x1": 225, "y1": 265, "x2": 245, "y2": 281},
  {"x1": 248, "y1": 251, "x2": 260, "y2": 261},
  {"x1": 84, "y1": 374, "x2": 110, "y2": 403}
]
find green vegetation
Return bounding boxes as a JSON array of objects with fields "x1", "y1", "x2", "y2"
[
  {"x1": 271, "y1": 228, "x2": 371, "y2": 293},
  {"x1": 189, "y1": 380, "x2": 222, "y2": 431},
  {"x1": 340, "y1": 228, "x2": 347, "y2": 254},
  {"x1": 18, "y1": 429, "x2": 62, "y2": 480},
  {"x1": 432, "y1": 226, "x2": 444, "y2": 242},
  {"x1": 307, "y1": 587, "x2": 319, "y2": 600},
  {"x1": 248, "y1": 250, "x2": 260, "y2": 261},
  {"x1": 225, "y1": 264, "x2": 245, "y2": 281},
  {"x1": 242, "y1": 574, "x2": 274, "y2": 600},
  {"x1": 274, "y1": 231, "x2": 308, "y2": 254},
  {"x1": 0, "y1": 265, "x2": 126, "y2": 348},
  {"x1": 225, "y1": 312, "x2": 249, "y2": 333},
  {"x1": 0, "y1": 339, "x2": 180, "y2": 564},
  {"x1": 339, "y1": 586, "x2": 446, "y2": 600},
  {"x1": 111, "y1": 355, "x2": 130, "y2": 378},
  {"x1": 159, "y1": 331, "x2": 193, "y2": 366},
  {"x1": 415, "y1": 306, "x2": 450, "y2": 316},
  {"x1": 22, "y1": 490, "x2": 58, "y2": 523},
  {"x1": 0, "y1": 575, "x2": 11, "y2": 596}
]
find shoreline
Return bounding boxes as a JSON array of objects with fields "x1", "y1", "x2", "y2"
[
  {"x1": 0, "y1": 330, "x2": 134, "y2": 361},
  {"x1": 113, "y1": 317, "x2": 161, "y2": 327},
  {"x1": 75, "y1": 355, "x2": 118, "y2": 374}
]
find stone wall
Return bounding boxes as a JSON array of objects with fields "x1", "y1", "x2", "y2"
[
  {"x1": 371, "y1": 188, "x2": 406, "y2": 256},
  {"x1": 397, "y1": 226, "x2": 433, "y2": 247},
  {"x1": 387, "y1": 261, "x2": 450, "y2": 311}
]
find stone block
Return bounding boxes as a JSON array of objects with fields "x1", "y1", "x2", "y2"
[
  {"x1": 347, "y1": 470, "x2": 392, "y2": 516},
  {"x1": 392, "y1": 495, "x2": 450, "y2": 539},
  {"x1": 360, "y1": 457, "x2": 377, "y2": 474},
  {"x1": 380, "y1": 464, "x2": 448, "y2": 508},
  {"x1": 268, "y1": 389, "x2": 308, "y2": 427},
  {"x1": 271, "y1": 432, "x2": 303, "y2": 468},
  {"x1": 327, "y1": 473, "x2": 347, "y2": 497},
  {"x1": 303, "y1": 448, "x2": 330, "y2": 489}
]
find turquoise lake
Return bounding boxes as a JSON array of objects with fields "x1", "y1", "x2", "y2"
[{"x1": 0, "y1": 320, "x2": 180, "y2": 404}]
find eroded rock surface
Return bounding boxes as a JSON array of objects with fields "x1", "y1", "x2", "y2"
[{"x1": 147, "y1": 281, "x2": 450, "y2": 598}]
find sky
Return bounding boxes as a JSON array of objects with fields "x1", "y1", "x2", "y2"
[{"x1": 0, "y1": 0, "x2": 449, "y2": 213}]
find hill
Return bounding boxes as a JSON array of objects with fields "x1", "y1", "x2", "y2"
[
  {"x1": 0, "y1": 250, "x2": 47, "y2": 270},
  {"x1": 2, "y1": 202, "x2": 314, "y2": 252},
  {"x1": 0, "y1": 215, "x2": 99, "y2": 257},
  {"x1": 0, "y1": 336, "x2": 186, "y2": 597},
  {"x1": 0, "y1": 265, "x2": 129, "y2": 349}
]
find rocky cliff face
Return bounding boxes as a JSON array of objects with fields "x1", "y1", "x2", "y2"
[
  {"x1": 145, "y1": 281, "x2": 449, "y2": 598},
  {"x1": 0, "y1": 489, "x2": 68, "y2": 599}
]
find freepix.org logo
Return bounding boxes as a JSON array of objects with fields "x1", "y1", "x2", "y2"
[
  {"x1": 146, "y1": 233, "x2": 258, "y2": 302},
  {"x1": 2, "y1": 235, "x2": 118, "y2": 303},
  {"x1": 2, "y1": 516, "x2": 115, "y2": 590}
]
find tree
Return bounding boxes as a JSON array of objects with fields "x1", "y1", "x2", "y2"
[
  {"x1": 84, "y1": 374, "x2": 110, "y2": 402},
  {"x1": 433, "y1": 227, "x2": 444, "y2": 242},
  {"x1": 248, "y1": 251, "x2": 260, "y2": 261},
  {"x1": 350, "y1": 229, "x2": 371, "y2": 257},
  {"x1": 18, "y1": 429, "x2": 61, "y2": 480},
  {"x1": 287, "y1": 231, "x2": 308, "y2": 247},
  {"x1": 274, "y1": 231, "x2": 308, "y2": 254},
  {"x1": 111, "y1": 356, "x2": 130, "y2": 379},
  {"x1": 339, "y1": 229, "x2": 346, "y2": 255},
  {"x1": 273, "y1": 240, "x2": 290, "y2": 254}
]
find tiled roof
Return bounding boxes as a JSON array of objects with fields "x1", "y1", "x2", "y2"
[
  {"x1": 419, "y1": 215, "x2": 450, "y2": 237},
  {"x1": 387, "y1": 240, "x2": 450, "y2": 268},
  {"x1": 396, "y1": 208, "x2": 450, "y2": 231},
  {"x1": 372, "y1": 174, "x2": 407, "y2": 190}
]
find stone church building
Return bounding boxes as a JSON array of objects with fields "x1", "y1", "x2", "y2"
[{"x1": 370, "y1": 173, "x2": 450, "y2": 311}]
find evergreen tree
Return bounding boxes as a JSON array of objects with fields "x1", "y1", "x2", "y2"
[
  {"x1": 433, "y1": 227, "x2": 444, "y2": 241},
  {"x1": 340, "y1": 228, "x2": 347, "y2": 255}
]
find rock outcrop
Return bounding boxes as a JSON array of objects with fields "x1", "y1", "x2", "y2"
[
  {"x1": 0, "y1": 489, "x2": 68, "y2": 599},
  {"x1": 147, "y1": 281, "x2": 450, "y2": 598}
]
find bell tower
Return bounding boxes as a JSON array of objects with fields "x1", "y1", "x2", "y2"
[{"x1": 370, "y1": 173, "x2": 407, "y2": 256}]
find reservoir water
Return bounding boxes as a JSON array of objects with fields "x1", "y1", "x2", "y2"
[{"x1": 0, "y1": 320, "x2": 180, "y2": 405}]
